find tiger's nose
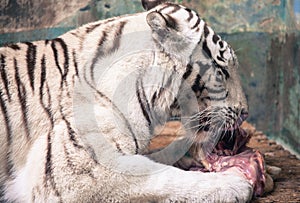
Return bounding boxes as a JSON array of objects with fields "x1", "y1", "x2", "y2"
[{"x1": 240, "y1": 108, "x2": 249, "y2": 121}]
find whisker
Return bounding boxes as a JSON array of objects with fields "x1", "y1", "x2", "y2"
[{"x1": 234, "y1": 47, "x2": 243, "y2": 53}]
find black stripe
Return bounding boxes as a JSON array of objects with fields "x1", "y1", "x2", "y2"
[
  {"x1": 51, "y1": 40, "x2": 63, "y2": 84},
  {"x1": 6, "y1": 44, "x2": 21, "y2": 50},
  {"x1": 195, "y1": 33, "x2": 204, "y2": 47},
  {"x1": 0, "y1": 89, "x2": 14, "y2": 176},
  {"x1": 220, "y1": 50, "x2": 225, "y2": 58},
  {"x1": 226, "y1": 112, "x2": 235, "y2": 120},
  {"x1": 186, "y1": 10, "x2": 193, "y2": 22},
  {"x1": 212, "y1": 34, "x2": 220, "y2": 44},
  {"x1": 72, "y1": 50, "x2": 79, "y2": 77},
  {"x1": 217, "y1": 55, "x2": 225, "y2": 63},
  {"x1": 185, "y1": 8, "x2": 192, "y2": 12},
  {"x1": 68, "y1": 129, "x2": 84, "y2": 149},
  {"x1": 98, "y1": 32, "x2": 108, "y2": 47},
  {"x1": 163, "y1": 14, "x2": 178, "y2": 30},
  {"x1": 25, "y1": 42, "x2": 37, "y2": 92},
  {"x1": 0, "y1": 90, "x2": 11, "y2": 143},
  {"x1": 169, "y1": 98, "x2": 179, "y2": 111},
  {"x1": 206, "y1": 87, "x2": 226, "y2": 94},
  {"x1": 219, "y1": 41, "x2": 224, "y2": 48},
  {"x1": 86, "y1": 18, "x2": 117, "y2": 33},
  {"x1": 111, "y1": 21, "x2": 127, "y2": 51},
  {"x1": 168, "y1": 4, "x2": 181, "y2": 14},
  {"x1": 39, "y1": 55, "x2": 54, "y2": 127},
  {"x1": 53, "y1": 38, "x2": 69, "y2": 82},
  {"x1": 151, "y1": 92, "x2": 157, "y2": 107},
  {"x1": 202, "y1": 40, "x2": 212, "y2": 58},
  {"x1": 156, "y1": 87, "x2": 165, "y2": 99},
  {"x1": 154, "y1": 3, "x2": 180, "y2": 13},
  {"x1": 45, "y1": 132, "x2": 52, "y2": 176},
  {"x1": 158, "y1": 4, "x2": 171, "y2": 12},
  {"x1": 228, "y1": 107, "x2": 234, "y2": 112},
  {"x1": 86, "y1": 22, "x2": 102, "y2": 33},
  {"x1": 63, "y1": 114, "x2": 82, "y2": 148},
  {"x1": 192, "y1": 17, "x2": 201, "y2": 29},
  {"x1": 183, "y1": 64, "x2": 193, "y2": 79},
  {"x1": 51, "y1": 38, "x2": 69, "y2": 87},
  {"x1": 14, "y1": 58, "x2": 30, "y2": 138},
  {"x1": 204, "y1": 24, "x2": 209, "y2": 38},
  {"x1": 70, "y1": 32, "x2": 80, "y2": 38},
  {"x1": 191, "y1": 74, "x2": 205, "y2": 93},
  {"x1": 136, "y1": 79, "x2": 151, "y2": 126},
  {"x1": 0, "y1": 54, "x2": 11, "y2": 102},
  {"x1": 45, "y1": 132, "x2": 61, "y2": 199},
  {"x1": 213, "y1": 60, "x2": 230, "y2": 79},
  {"x1": 221, "y1": 67, "x2": 230, "y2": 79},
  {"x1": 90, "y1": 31, "x2": 108, "y2": 81},
  {"x1": 203, "y1": 93, "x2": 228, "y2": 101},
  {"x1": 40, "y1": 56, "x2": 47, "y2": 101},
  {"x1": 0, "y1": 184, "x2": 4, "y2": 199}
]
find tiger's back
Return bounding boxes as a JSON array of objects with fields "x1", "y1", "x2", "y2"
[{"x1": 0, "y1": 12, "x2": 144, "y2": 182}]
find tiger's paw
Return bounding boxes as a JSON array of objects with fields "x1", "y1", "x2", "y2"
[{"x1": 215, "y1": 172, "x2": 253, "y2": 203}]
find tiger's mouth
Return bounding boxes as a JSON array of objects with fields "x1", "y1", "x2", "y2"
[
  {"x1": 212, "y1": 127, "x2": 250, "y2": 156},
  {"x1": 192, "y1": 125, "x2": 266, "y2": 197}
]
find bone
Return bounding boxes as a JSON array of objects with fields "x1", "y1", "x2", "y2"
[
  {"x1": 266, "y1": 165, "x2": 282, "y2": 179},
  {"x1": 264, "y1": 173, "x2": 274, "y2": 194}
]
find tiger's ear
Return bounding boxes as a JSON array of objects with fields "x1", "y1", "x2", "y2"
[
  {"x1": 146, "y1": 11, "x2": 177, "y2": 31},
  {"x1": 142, "y1": 0, "x2": 167, "y2": 10}
]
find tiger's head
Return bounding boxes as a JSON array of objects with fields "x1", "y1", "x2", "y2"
[{"x1": 143, "y1": 0, "x2": 248, "y2": 152}]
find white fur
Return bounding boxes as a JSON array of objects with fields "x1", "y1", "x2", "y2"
[{"x1": 0, "y1": 2, "x2": 251, "y2": 202}]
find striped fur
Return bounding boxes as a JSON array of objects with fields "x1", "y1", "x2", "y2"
[{"x1": 0, "y1": 1, "x2": 252, "y2": 202}]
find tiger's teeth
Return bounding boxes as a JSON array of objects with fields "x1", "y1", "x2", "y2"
[{"x1": 201, "y1": 159, "x2": 210, "y2": 169}]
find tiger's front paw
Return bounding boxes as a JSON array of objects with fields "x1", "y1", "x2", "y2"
[
  {"x1": 168, "y1": 169, "x2": 253, "y2": 203},
  {"x1": 179, "y1": 172, "x2": 253, "y2": 203},
  {"x1": 216, "y1": 170, "x2": 254, "y2": 203}
]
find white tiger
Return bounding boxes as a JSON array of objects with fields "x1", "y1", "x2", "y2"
[{"x1": 0, "y1": 0, "x2": 255, "y2": 202}]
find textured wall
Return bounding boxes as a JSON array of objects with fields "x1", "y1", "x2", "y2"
[
  {"x1": 0, "y1": 0, "x2": 299, "y2": 155},
  {"x1": 226, "y1": 32, "x2": 300, "y2": 155},
  {"x1": 183, "y1": 0, "x2": 299, "y2": 33},
  {"x1": 0, "y1": 0, "x2": 89, "y2": 33},
  {"x1": 0, "y1": 0, "x2": 144, "y2": 34}
]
